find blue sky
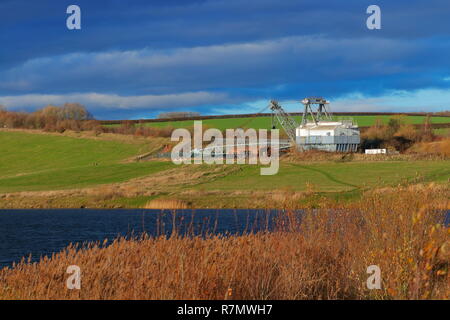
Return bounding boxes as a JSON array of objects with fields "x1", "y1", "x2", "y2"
[{"x1": 1, "y1": 0, "x2": 450, "y2": 119}]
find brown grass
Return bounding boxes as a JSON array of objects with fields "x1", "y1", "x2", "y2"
[
  {"x1": 143, "y1": 199, "x2": 190, "y2": 209},
  {"x1": 0, "y1": 184, "x2": 448, "y2": 300},
  {"x1": 408, "y1": 138, "x2": 450, "y2": 157}
]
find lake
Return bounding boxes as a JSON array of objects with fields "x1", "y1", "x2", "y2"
[
  {"x1": 0, "y1": 209, "x2": 448, "y2": 269},
  {"x1": 0, "y1": 209, "x2": 276, "y2": 268}
]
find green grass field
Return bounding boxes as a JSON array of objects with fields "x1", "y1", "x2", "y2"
[
  {"x1": 1, "y1": 131, "x2": 449, "y2": 207},
  {"x1": 135, "y1": 115, "x2": 450, "y2": 131},
  {"x1": 0, "y1": 131, "x2": 174, "y2": 192},
  {"x1": 192, "y1": 161, "x2": 450, "y2": 193}
]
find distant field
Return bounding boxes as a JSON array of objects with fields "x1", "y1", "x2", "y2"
[
  {"x1": 434, "y1": 127, "x2": 450, "y2": 136},
  {"x1": 0, "y1": 131, "x2": 174, "y2": 192},
  {"x1": 130, "y1": 115, "x2": 450, "y2": 130}
]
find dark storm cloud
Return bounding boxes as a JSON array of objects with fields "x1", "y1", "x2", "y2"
[{"x1": 1, "y1": 0, "x2": 450, "y2": 118}]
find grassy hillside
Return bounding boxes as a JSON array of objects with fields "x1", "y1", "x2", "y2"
[
  {"x1": 136, "y1": 115, "x2": 450, "y2": 131},
  {"x1": 0, "y1": 131, "x2": 174, "y2": 192},
  {"x1": 0, "y1": 130, "x2": 449, "y2": 208}
]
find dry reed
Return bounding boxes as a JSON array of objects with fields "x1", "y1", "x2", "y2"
[
  {"x1": 144, "y1": 199, "x2": 190, "y2": 209},
  {"x1": 0, "y1": 184, "x2": 448, "y2": 300}
]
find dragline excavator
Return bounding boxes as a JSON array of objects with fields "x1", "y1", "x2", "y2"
[
  {"x1": 269, "y1": 100, "x2": 299, "y2": 143},
  {"x1": 269, "y1": 98, "x2": 360, "y2": 152}
]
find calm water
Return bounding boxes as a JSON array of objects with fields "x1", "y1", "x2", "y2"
[
  {"x1": 0, "y1": 209, "x2": 448, "y2": 269},
  {"x1": 0, "y1": 209, "x2": 275, "y2": 268}
]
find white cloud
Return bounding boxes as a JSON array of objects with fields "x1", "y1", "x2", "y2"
[
  {"x1": 0, "y1": 91, "x2": 230, "y2": 110},
  {"x1": 331, "y1": 88, "x2": 450, "y2": 112},
  {"x1": 216, "y1": 88, "x2": 450, "y2": 115},
  {"x1": 2, "y1": 87, "x2": 450, "y2": 117}
]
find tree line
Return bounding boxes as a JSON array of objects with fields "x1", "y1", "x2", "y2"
[
  {"x1": 0, "y1": 104, "x2": 174, "y2": 137},
  {"x1": 0, "y1": 103, "x2": 98, "y2": 132}
]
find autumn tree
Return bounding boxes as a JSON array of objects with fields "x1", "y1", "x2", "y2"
[{"x1": 60, "y1": 103, "x2": 92, "y2": 120}]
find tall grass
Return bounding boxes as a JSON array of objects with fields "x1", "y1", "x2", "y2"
[
  {"x1": 408, "y1": 138, "x2": 450, "y2": 157},
  {"x1": 144, "y1": 199, "x2": 190, "y2": 209},
  {"x1": 0, "y1": 184, "x2": 448, "y2": 300}
]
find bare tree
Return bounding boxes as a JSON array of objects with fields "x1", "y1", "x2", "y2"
[{"x1": 61, "y1": 103, "x2": 93, "y2": 120}]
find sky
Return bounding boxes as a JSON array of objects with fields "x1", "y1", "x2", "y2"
[{"x1": 0, "y1": 0, "x2": 450, "y2": 119}]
